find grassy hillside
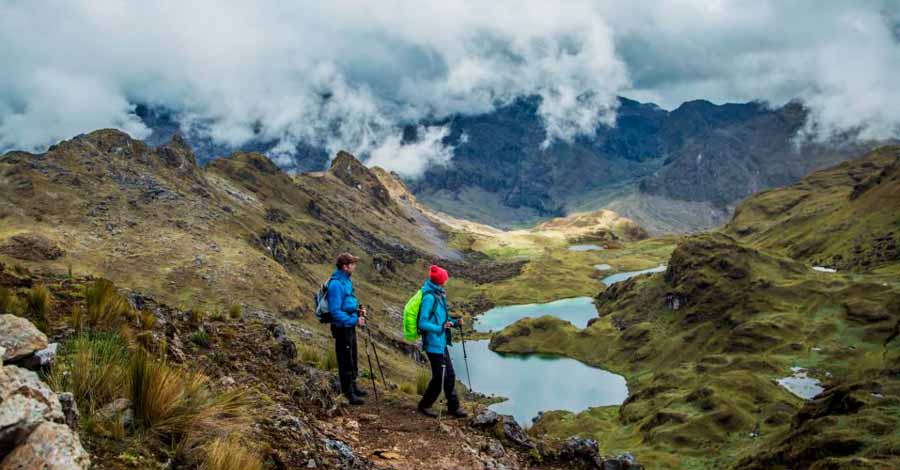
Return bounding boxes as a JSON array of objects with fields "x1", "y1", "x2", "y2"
[
  {"x1": 489, "y1": 147, "x2": 900, "y2": 469},
  {"x1": 725, "y1": 145, "x2": 900, "y2": 274},
  {"x1": 0, "y1": 129, "x2": 510, "y2": 389}
]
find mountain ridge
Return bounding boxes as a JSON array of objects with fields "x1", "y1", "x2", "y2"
[{"x1": 135, "y1": 95, "x2": 876, "y2": 233}]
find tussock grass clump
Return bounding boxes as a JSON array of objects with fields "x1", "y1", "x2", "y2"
[
  {"x1": 138, "y1": 309, "x2": 157, "y2": 330},
  {"x1": 318, "y1": 349, "x2": 338, "y2": 371},
  {"x1": 210, "y1": 309, "x2": 226, "y2": 322},
  {"x1": 227, "y1": 304, "x2": 243, "y2": 320},
  {"x1": 48, "y1": 332, "x2": 130, "y2": 413},
  {"x1": 400, "y1": 382, "x2": 416, "y2": 395},
  {"x1": 202, "y1": 436, "x2": 263, "y2": 470},
  {"x1": 73, "y1": 279, "x2": 133, "y2": 332},
  {"x1": 25, "y1": 284, "x2": 52, "y2": 331},
  {"x1": 299, "y1": 345, "x2": 320, "y2": 364},
  {"x1": 190, "y1": 329, "x2": 210, "y2": 347},
  {"x1": 416, "y1": 371, "x2": 430, "y2": 395},
  {"x1": 130, "y1": 350, "x2": 251, "y2": 444},
  {"x1": 0, "y1": 286, "x2": 19, "y2": 314},
  {"x1": 188, "y1": 308, "x2": 207, "y2": 326}
]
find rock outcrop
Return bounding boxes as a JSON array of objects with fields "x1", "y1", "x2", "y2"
[
  {"x1": 0, "y1": 315, "x2": 48, "y2": 363},
  {"x1": 0, "y1": 316, "x2": 89, "y2": 469}
]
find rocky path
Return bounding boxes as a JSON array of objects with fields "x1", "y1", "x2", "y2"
[{"x1": 324, "y1": 393, "x2": 531, "y2": 470}]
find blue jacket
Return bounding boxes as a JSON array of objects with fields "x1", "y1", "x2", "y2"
[
  {"x1": 418, "y1": 280, "x2": 458, "y2": 354},
  {"x1": 327, "y1": 270, "x2": 359, "y2": 328}
]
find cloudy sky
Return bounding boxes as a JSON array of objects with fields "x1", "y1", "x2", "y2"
[{"x1": 1, "y1": 0, "x2": 898, "y2": 176}]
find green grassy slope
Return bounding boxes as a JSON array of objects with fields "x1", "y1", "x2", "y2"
[
  {"x1": 490, "y1": 146, "x2": 900, "y2": 469},
  {"x1": 725, "y1": 145, "x2": 900, "y2": 273}
]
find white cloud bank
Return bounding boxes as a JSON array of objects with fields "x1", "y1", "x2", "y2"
[{"x1": 1, "y1": 0, "x2": 898, "y2": 173}]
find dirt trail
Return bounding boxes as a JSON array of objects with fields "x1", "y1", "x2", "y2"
[{"x1": 323, "y1": 391, "x2": 534, "y2": 470}]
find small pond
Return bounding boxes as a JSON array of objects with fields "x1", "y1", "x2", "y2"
[
  {"x1": 568, "y1": 244, "x2": 604, "y2": 251},
  {"x1": 777, "y1": 367, "x2": 824, "y2": 399},
  {"x1": 449, "y1": 340, "x2": 628, "y2": 425},
  {"x1": 601, "y1": 265, "x2": 667, "y2": 286},
  {"x1": 474, "y1": 297, "x2": 598, "y2": 333}
]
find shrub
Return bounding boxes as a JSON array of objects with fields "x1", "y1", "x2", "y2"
[
  {"x1": 416, "y1": 371, "x2": 431, "y2": 395},
  {"x1": 25, "y1": 284, "x2": 52, "y2": 331},
  {"x1": 318, "y1": 349, "x2": 337, "y2": 371},
  {"x1": 47, "y1": 332, "x2": 130, "y2": 413},
  {"x1": 227, "y1": 304, "x2": 243, "y2": 320},
  {"x1": 73, "y1": 279, "x2": 132, "y2": 331},
  {"x1": 202, "y1": 436, "x2": 263, "y2": 470},
  {"x1": 130, "y1": 350, "x2": 251, "y2": 444}
]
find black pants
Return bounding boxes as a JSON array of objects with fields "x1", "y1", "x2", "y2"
[
  {"x1": 331, "y1": 325, "x2": 358, "y2": 396},
  {"x1": 419, "y1": 347, "x2": 459, "y2": 411}
]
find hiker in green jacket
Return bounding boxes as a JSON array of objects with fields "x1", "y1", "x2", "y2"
[{"x1": 417, "y1": 265, "x2": 468, "y2": 418}]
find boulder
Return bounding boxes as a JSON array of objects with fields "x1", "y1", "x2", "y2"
[
  {"x1": 57, "y1": 393, "x2": 79, "y2": 430},
  {"x1": 602, "y1": 452, "x2": 643, "y2": 470},
  {"x1": 0, "y1": 365, "x2": 64, "y2": 454},
  {"x1": 557, "y1": 437, "x2": 602, "y2": 467},
  {"x1": 470, "y1": 408, "x2": 533, "y2": 449},
  {"x1": 97, "y1": 398, "x2": 134, "y2": 428},
  {"x1": 0, "y1": 421, "x2": 90, "y2": 469},
  {"x1": 0, "y1": 315, "x2": 48, "y2": 363},
  {"x1": 21, "y1": 343, "x2": 58, "y2": 371}
]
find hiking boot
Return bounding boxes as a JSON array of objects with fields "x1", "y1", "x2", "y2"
[
  {"x1": 346, "y1": 393, "x2": 365, "y2": 406},
  {"x1": 448, "y1": 407, "x2": 468, "y2": 418},
  {"x1": 417, "y1": 405, "x2": 438, "y2": 418},
  {"x1": 352, "y1": 384, "x2": 368, "y2": 397}
]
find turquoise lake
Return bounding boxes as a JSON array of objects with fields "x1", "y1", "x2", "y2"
[{"x1": 458, "y1": 296, "x2": 628, "y2": 425}]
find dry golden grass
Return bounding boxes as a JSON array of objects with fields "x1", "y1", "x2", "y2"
[
  {"x1": 188, "y1": 308, "x2": 207, "y2": 326},
  {"x1": 318, "y1": 349, "x2": 338, "y2": 371},
  {"x1": 416, "y1": 370, "x2": 431, "y2": 395},
  {"x1": 299, "y1": 344, "x2": 320, "y2": 364},
  {"x1": 202, "y1": 436, "x2": 263, "y2": 470},
  {"x1": 72, "y1": 279, "x2": 133, "y2": 331},
  {"x1": 0, "y1": 286, "x2": 18, "y2": 314},
  {"x1": 138, "y1": 309, "x2": 157, "y2": 330},
  {"x1": 130, "y1": 350, "x2": 251, "y2": 444},
  {"x1": 24, "y1": 284, "x2": 51, "y2": 330}
]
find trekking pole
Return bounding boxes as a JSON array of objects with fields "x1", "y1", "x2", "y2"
[
  {"x1": 437, "y1": 361, "x2": 446, "y2": 427},
  {"x1": 362, "y1": 324, "x2": 379, "y2": 403},
  {"x1": 457, "y1": 324, "x2": 474, "y2": 393},
  {"x1": 366, "y1": 323, "x2": 387, "y2": 387}
]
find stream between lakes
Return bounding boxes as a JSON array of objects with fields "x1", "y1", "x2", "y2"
[{"x1": 449, "y1": 266, "x2": 667, "y2": 425}]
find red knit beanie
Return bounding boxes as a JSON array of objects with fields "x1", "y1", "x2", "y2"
[{"x1": 429, "y1": 264, "x2": 449, "y2": 286}]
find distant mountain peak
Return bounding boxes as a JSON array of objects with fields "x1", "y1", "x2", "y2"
[{"x1": 328, "y1": 150, "x2": 395, "y2": 210}]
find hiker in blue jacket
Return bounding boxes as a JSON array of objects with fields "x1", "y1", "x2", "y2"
[
  {"x1": 328, "y1": 252, "x2": 368, "y2": 405},
  {"x1": 417, "y1": 265, "x2": 468, "y2": 418}
]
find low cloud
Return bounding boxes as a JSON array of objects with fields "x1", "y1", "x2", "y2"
[
  {"x1": 1, "y1": 1, "x2": 898, "y2": 172},
  {"x1": 367, "y1": 126, "x2": 453, "y2": 178}
]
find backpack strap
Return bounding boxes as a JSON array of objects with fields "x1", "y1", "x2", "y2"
[
  {"x1": 417, "y1": 292, "x2": 441, "y2": 330},
  {"x1": 427, "y1": 293, "x2": 440, "y2": 322}
]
